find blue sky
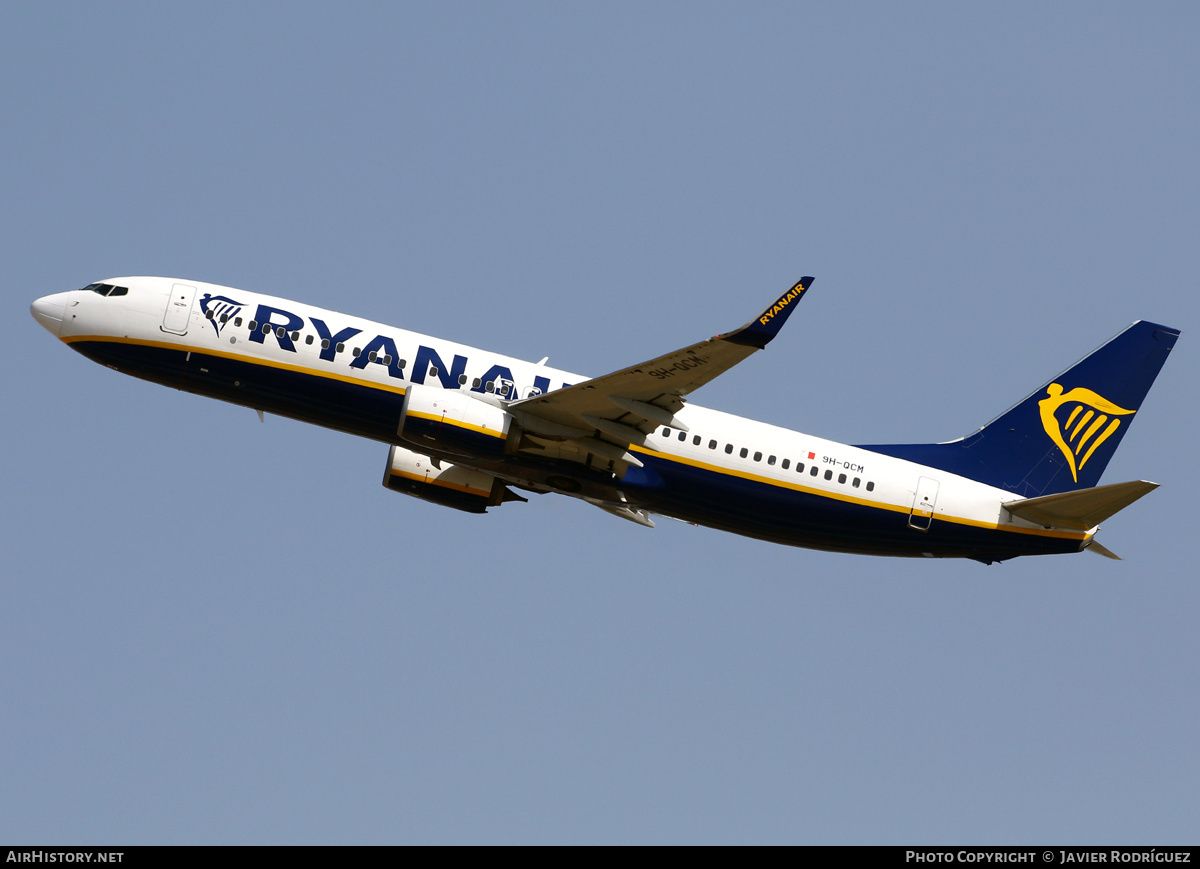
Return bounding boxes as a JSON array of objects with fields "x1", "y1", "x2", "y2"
[{"x1": 3, "y1": 2, "x2": 1197, "y2": 843}]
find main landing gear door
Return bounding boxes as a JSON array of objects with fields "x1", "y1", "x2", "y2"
[
  {"x1": 161, "y1": 282, "x2": 198, "y2": 335},
  {"x1": 908, "y1": 476, "x2": 940, "y2": 531}
]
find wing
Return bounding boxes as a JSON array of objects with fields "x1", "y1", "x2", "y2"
[{"x1": 506, "y1": 277, "x2": 813, "y2": 469}]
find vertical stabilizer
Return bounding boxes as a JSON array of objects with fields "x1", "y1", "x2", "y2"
[{"x1": 860, "y1": 321, "x2": 1180, "y2": 497}]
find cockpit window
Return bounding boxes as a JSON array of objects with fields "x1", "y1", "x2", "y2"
[{"x1": 81, "y1": 283, "x2": 128, "y2": 297}]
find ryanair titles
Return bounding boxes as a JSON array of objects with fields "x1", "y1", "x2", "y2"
[
  {"x1": 758, "y1": 285, "x2": 803, "y2": 327},
  {"x1": 237, "y1": 301, "x2": 559, "y2": 396}
]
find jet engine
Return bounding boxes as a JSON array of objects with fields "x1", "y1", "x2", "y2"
[
  {"x1": 382, "y1": 444, "x2": 525, "y2": 514},
  {"x1": 397, "y1": 384, "x2": 514, "y2": 460}
]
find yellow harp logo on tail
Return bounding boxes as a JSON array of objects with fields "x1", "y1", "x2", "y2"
[{"x1": 1038, "y1": 384, "x2": 1136, "y2": 482}]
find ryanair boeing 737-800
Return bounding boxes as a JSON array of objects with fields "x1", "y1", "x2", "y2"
[{"x1": 31, "y1": 276, "x2": 1179, "y2": 563}]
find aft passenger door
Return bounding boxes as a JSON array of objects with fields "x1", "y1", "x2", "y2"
[{"x1": 908, "y1": 476, "x2": 940, "y2": 531}]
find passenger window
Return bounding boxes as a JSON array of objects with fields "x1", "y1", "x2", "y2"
[
  {"x1": 739, "y1": 448, "x2": 748, "y2": 458},
  {"x1": 369, "y1": 351, "x2": 378, "y2": 362},
  {"x1": 235, "y1": 317, "x2": 243, "y2": 327},
  {"x1": 291, "y1": 331, "x2": 299, "y2": 341},
  {"x1": 678, "y1": 431, "x2": 686, "y2": 442},
  {"x1": 486, "y1": 381, "x2": 495, "y2": 393},
  {"x1": 262, "y1": 323, "x2": 270, "y2": 334},
  {"x1": 753, "y1": 451, "x2": 762, "y2": 462},
  {"x1": 336, "y1": 342, "x2": 344, "y2": 353},
  {"x1": 838, "y1": 473, "x2": 846, "y2": 484},
  {"x1": 501, "y1": 382, "x2": 511, "y2": 395},
  {"x1": 708, "y1": 440, "x2": 717, "y2": 449},
  {"x1": 662, "y1": 428, "x2": 671, "y2": 437},
  {"x1": 768, "y1": 455, "x2": 776, "y2": 466},
  {"x1": 248, "y1": 320, "x2": 257, "y2": 330},
  {"x1": 220, "y1": 314, "x2": 229, "y2": 323},
  {"x1": 398, "y1": 360, "x2": 406, "y2": 369},
  {"x1": 429, "y1": 367, "x2": 438, "y2": 377},
  {"x1": 205, "y1": 310, "x2": 214, "y2": 319},
  {"x1": 306, "y1": 335, "x2": 314, "y2": 345},
  {"x1": 810, "y1": 466, "x2": 818, "y2": 476},
  {"x1": 353, "y1": 348, "x2": 361, "y2": 356},
  {"x1": 473, "y1": 378, "x2": 482, "y2": 388},
  {"x1": 276, "y1": 327, "x2": 285, "y2": 337},
  {"x1": 824, "y1": 469, "x2": 833, "y2": 480},
  {"x1": 458, "y1": 374, "x2": 468, "y2": 385},
  {"x1": 796, "y1": 463, "x2": 804, "y2": 473},
  {"x1": 781, "y1": 458, "x2": 790, "y2": 469},
  {"x1": 866, "y1": 481, "x2": 875, "y2": 492},
  {"x1": 693, "y1": 435, "x2": 701, "y2": 446},
  {"x1": 852, "y1": 477, "x2": 861, "y2": 488},
  {"x1": 725, "y1": 444, "x2": 733, "y2": 454}
]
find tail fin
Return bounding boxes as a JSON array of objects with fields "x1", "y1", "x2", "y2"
[{"x1": 860, "y1": 321, "x2": 1180, "y2": 497}]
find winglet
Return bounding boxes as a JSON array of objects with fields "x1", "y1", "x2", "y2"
[{"x1": 721, "y1": 277, "x2": 814, "y2": 349}]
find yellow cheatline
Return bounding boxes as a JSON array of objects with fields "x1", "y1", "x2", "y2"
[
  {"x1": 63, "y1": 334, "x2": 410, "y2": 395},
  {"x1": 388, "y1": 467, "x2": 489, "y2": 496},
  {"x1": 627, "y1": 446, "x2": 1085, "y2": 540},
  {"x1": 405, "y1": 410, "x2": 505, "y2": 439},
  {"x1": 67, "y1": 338, "x2": 1086, "y2": 541}
]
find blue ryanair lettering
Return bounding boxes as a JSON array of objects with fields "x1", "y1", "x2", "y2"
[
  {"x1": 309, "y1": 317, "x2": 362, "y2": 362},
  {"x1": 349, "y1": 334, "x2": 406, "y2": 379},
  {"x1": 532, "y1": 375, "x2": 551, "y2": 396},
  {"x1": 472, "y1": 364, "x2": 515, "y2": 393},
  {"x1": 248, "y1": 304, "x2": 304, "y2": 352},
  {"x1": 412, "y1": 345, "x2": 467, "y2": 389}
]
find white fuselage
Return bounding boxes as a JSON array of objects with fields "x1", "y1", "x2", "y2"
[{"x1": 31, "y1": 276, "x2": 1090, "y2": 561}]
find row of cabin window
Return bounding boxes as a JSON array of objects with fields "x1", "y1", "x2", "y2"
[
  {"x1": 660, "y1": 427, "x2": 875, "y2": 492},
  {"x1": 211, "y1": 311, "x2": 513, "y2": 393}
]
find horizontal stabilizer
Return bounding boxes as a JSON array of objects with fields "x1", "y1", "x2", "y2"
[
  {"x1": 1085, "y1": 539, "x2": 1121, "y2": 560},
  {"x1": 1004, "y1": 479, "x2": 1158, "y2": 531}
]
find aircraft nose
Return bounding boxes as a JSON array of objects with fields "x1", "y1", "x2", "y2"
[{"x1": 31, "y1": 292, "x2": 70, "y2": 337}]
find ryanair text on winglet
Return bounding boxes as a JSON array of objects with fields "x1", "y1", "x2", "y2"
[{"x1": 759, "y1": 285, "x2": 804, "y2": 327}]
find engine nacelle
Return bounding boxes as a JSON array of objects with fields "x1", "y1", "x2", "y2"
[
  {"x1": 382, "y1": 444, "x2": 523, "y2": 514},
  {"x1": 398, "y1": 384, "x2": 513, "y2": 460}
]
